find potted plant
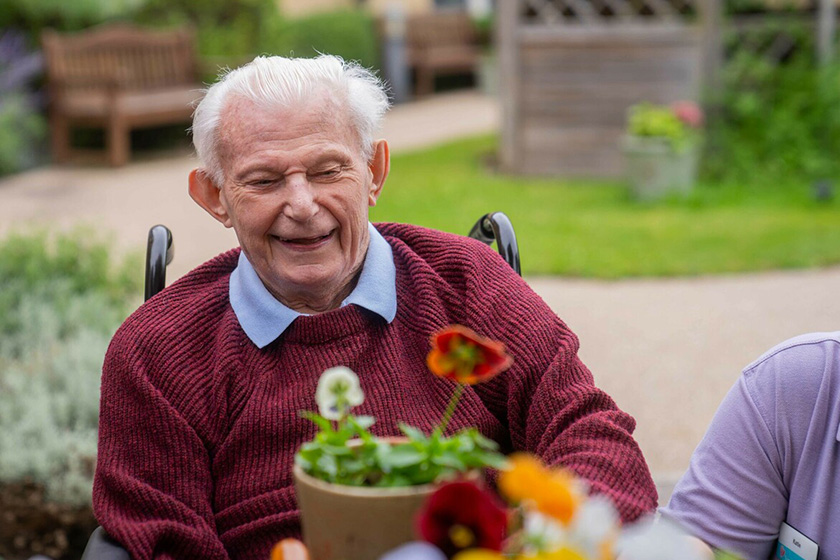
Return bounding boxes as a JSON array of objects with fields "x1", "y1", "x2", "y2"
[
  {"x1": 622, "y1": 101, "x2": 704, "y2": 201},
  {"x1": 292, "y1": 325, "x2": 513, "y2": 560}
]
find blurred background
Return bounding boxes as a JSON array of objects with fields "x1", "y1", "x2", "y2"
[{"x1": 2, "y1": 0, "x2": 840, "y2": 558}]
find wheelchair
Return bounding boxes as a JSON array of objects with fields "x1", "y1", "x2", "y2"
[{"x1": 82, "y1": 212, "x2": 519, "y2": 559}]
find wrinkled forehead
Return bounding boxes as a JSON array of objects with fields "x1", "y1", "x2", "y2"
[{"x1": 215, "y1": 92, "x2": 362, "y2": 166}]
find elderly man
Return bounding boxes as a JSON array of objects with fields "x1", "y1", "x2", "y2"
[{"x1": 93, "y1": 55, "x2": 657, "y2": 559}]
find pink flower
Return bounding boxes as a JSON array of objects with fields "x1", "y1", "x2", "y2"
[{"x1": 671, "y1": 100, "x2": 704, "y2": 129}]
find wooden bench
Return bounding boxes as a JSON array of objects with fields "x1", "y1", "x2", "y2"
[
  {"x1": 405, "y1": 12, "x2": 481, "y2": 97},
  {"x1": 42, "y1": 24, "x2": 204, "y2": 166}
]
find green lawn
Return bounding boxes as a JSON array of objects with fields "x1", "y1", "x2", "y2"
[{"x1": 369, "y1": 135, "x2": 840, "y2": 278}]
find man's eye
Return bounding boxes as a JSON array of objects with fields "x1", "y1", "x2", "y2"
[
  {"x1": 314, "y1": 168, "x2": 341, "y2": 179},
  {"x1": 248, "y1": 179, "x2": 275, "y2": 188}
]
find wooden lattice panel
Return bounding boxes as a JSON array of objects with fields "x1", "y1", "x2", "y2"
[
  {"x1": 521, "y1": 0, "x2": 698, "y2": 24},
  {"x1": 724, "y1": 14, "x2": 813, "y2": 83}
]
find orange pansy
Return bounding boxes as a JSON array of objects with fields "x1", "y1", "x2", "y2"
[
  {"x1": 427, "y1": 325, "x2": 513, "y2": 385},
  {"x1": 498, "y1": 454, "x2": 579, "y2": 525}
]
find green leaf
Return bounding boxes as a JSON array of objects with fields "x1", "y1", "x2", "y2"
[
  {"x1": 467, "y1": 429, "x2": 500, "y2": 450},
  {"x1": 300, "y1": 411, "x2": 333, "y2": 433},
  {"x1": 315, "y1": 454, "x2": 339, "y2": 480},
  {"x1": 399, "y1": 423, "x2": 428, "y2": 442},
  {"x1": 381, "y1": 445, "x2": 426, "y2": 469},
  {"x1": 293, "y1": 454, "x2": 312, "y2": 471},
  {"x1": 466, "y1": 450, "x2": 508, "y2": 470},
  {"x1": 352, "y1": 415, "x2": 376, "y2": 431},
  {"x1": 322, "y1": 444, "x2": 354, "y2": 456},
  {"x1": 432, "y1": 450, "x2": 467, "y2": 470}
]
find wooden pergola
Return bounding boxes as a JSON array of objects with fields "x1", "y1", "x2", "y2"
[
  {"x1": 497, "y1": 0, "x2": 718, "y2": 178},
  {"x1": 496, "y1": 0, "x2": 837, "y2": 178}
]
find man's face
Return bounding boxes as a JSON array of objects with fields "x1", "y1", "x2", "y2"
[{"x1": 192, "y1": 95, "x2": 389, "y2": 313}]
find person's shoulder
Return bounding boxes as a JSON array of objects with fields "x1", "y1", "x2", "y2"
[
  {"x1": 741, "y1": 331, "x2": 840, "y2": 421},
  {"x1": 744, "y1": 331, "x2": 840, "y2": 379},
  {"x1": 374, "y1": 221, "x2": 513, "y2": 277},
  {"x1": 373, "y1": 222, "x2": 563, "y2": 340},
  {"x1": 111, "y1": 248, "x2": 241, "y2": 353},
  {"x1": 375, "y1": 221, "x2": 492, "y2": 256}
]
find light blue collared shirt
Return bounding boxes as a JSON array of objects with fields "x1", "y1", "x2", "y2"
[{"x1": 229, "y1": 222, "x2": 397, "y2": 348}]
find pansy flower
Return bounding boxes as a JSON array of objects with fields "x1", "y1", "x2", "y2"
[
  {"x1": 270, "y1": 538, "x2": 309, "y2": 560},
  {"x1": 416, "y1": 480, "x2": 508, "y2": 559},
  {"x1": 498, "y1": 454, "x2": 580, "y2": 525},
  {"x1": 315, "y1": 366, "x2": 364, "y2": 420},
  {"x1": 427, "y1": 325, "x2": 513, "y2": 385}
]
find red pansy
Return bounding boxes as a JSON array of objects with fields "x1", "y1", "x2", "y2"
[{"x1": 416, "y1": 480, "x2": 508, "y2": 559}]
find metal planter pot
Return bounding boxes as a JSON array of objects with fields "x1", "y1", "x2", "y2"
[{"x1": 622, "y1": 135, "x2": 700, "y2": 201}]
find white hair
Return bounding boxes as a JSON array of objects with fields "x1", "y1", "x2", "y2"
[{"x1": 192, "y1": 55, "x2": 391, "y2": 187}]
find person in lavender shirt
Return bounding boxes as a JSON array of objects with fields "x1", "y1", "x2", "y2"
[{"x1": 661, "y1": 331, "x2": 840, "y2": 559}]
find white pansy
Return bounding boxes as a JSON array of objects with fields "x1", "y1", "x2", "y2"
[
  {"x1": 378, "y1": 541, "x2": 446, "y2": 560},
  {"x1": 521, "y1": 511, "x2": 566, "y2": 554},
  {"x1": 615, "y1": 514, "x2": 714, "y2": 560},
  {"x1": 568, "y1": 494, "x2": 620, "y2": 557},
  {"x1": 315, "y1": 366, "x2": 364, "y2": 420}
]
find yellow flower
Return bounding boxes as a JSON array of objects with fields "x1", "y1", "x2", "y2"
[
  {"x1": 527, "y1": 547, "x2": 588, "y2": 560},
  {"x1": 498, "y1": 454, "x2": 579, "y2": 524},
  {"x1": 452, "y1": 550, "x2": 507, "y2": 560}
]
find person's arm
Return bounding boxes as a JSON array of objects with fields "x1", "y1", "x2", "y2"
[
  {"x1": 93, "y1": 334, "x2": 230, "y2": 560},
  {"x1": 504, "y1": 323, "x2": 657, "y2": 522},
  {"x1": 659, "y1": 371, "x2": 788, "y2": 559},
  {"x1": 458, "y1": 244, "x2": 657, "y2": 522}
]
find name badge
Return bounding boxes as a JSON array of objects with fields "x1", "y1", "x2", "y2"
[{"x1": 775, "y1": 522, "x2": 819, "y2": 560}]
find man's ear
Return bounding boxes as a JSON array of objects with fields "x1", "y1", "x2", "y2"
[
  {"x1": 189, "y1": 169, "x2": 233, "y2": 228},
  {"x1": 367, "y1": 139, "x2": 390, "y2": 207}
]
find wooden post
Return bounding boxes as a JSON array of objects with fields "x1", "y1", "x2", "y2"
[
  {"x1": 498, "y1": 0, "x2": 519, "y2": 173},
  {"x1": 700, "y1": 0, "x2": 723, "y2": 101},
  {"x1": 817, "y1": 0, "x2": 836, "y2": 65}
]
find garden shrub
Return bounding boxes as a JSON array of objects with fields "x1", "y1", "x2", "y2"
[
  {"x1": 703, "y1": 16, "x2": 840, "y2": 186},
  {"x1": 134, "y1": 0, "x2": 279, "y2": 60},
  {"x1": 261, "y1": 9, "x2": 381, "y2": 74},
  {"x1": 0, "y1": 94, "x2": 45, "y2": 177},
  {"x1": 0, "y1": 229, "x2": 140, "y2": 506},
  {"x1": 0, "y1": 0, "x2": 144, "y2": 36},
  {"x1": 0, "y1": 30, "x2": 47, "y2": 176}
]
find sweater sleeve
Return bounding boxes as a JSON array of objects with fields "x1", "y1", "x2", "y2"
[
  {"x1": 515, "y1": 338, "x2": 657, "y2": 523},
  {"x1": 501, "y1": 314, "x2": 657, "y2": 522},
  {"x1": 459, "y1": 243, "x2": 658, "y2": 523},
  {"x1": 93, "y1": 332, "x2": 230, "y2": 560}
]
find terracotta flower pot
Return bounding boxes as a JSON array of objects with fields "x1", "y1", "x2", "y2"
[{"x1": 293, "y1": 463, "x2": 436, "y2": 560}]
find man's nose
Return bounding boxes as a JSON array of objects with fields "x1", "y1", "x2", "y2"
[{"x1": 283, "y1": 174, "x2": 318, "y2": 221}]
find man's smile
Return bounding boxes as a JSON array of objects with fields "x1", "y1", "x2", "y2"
[{"x1": 274, "y1": 230, "x2": 335, "y2": 248}]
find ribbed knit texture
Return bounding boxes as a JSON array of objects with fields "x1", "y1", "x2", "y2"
[{"x1": 93, "y1": 222, "x2": 657, "y2": 560}]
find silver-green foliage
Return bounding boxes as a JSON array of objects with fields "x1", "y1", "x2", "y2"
[{"x1": 0, "y1": 231, "x2": 140, "y2": 506}]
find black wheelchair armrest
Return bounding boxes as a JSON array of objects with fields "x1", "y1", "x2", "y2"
[
  {"x1": 467, "y1": 211, "x2": 521, "y2": 276},
  {"x1": 81, "y1": 526, "x2": 130, "y2": 560},
  {"x1": 144, "y1": 224, "x2": 174, "y2": 301}
]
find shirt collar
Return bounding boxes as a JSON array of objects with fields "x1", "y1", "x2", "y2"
[{"x1": 229, "y1": 222, "x2": 397, "y2": 348}]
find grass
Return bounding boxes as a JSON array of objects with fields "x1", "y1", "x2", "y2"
[{"x1": 369, "y1": 135, "x2": 840, "y2": 278}]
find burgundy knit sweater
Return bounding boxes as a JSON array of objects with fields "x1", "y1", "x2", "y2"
[{"x1": 93, "y1": 222, "x2": 656, "y2": 560}]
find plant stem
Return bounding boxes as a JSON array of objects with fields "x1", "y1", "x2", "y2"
[{"x1": 435, "y1": 384, "x2": 465, "y2": 436}]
